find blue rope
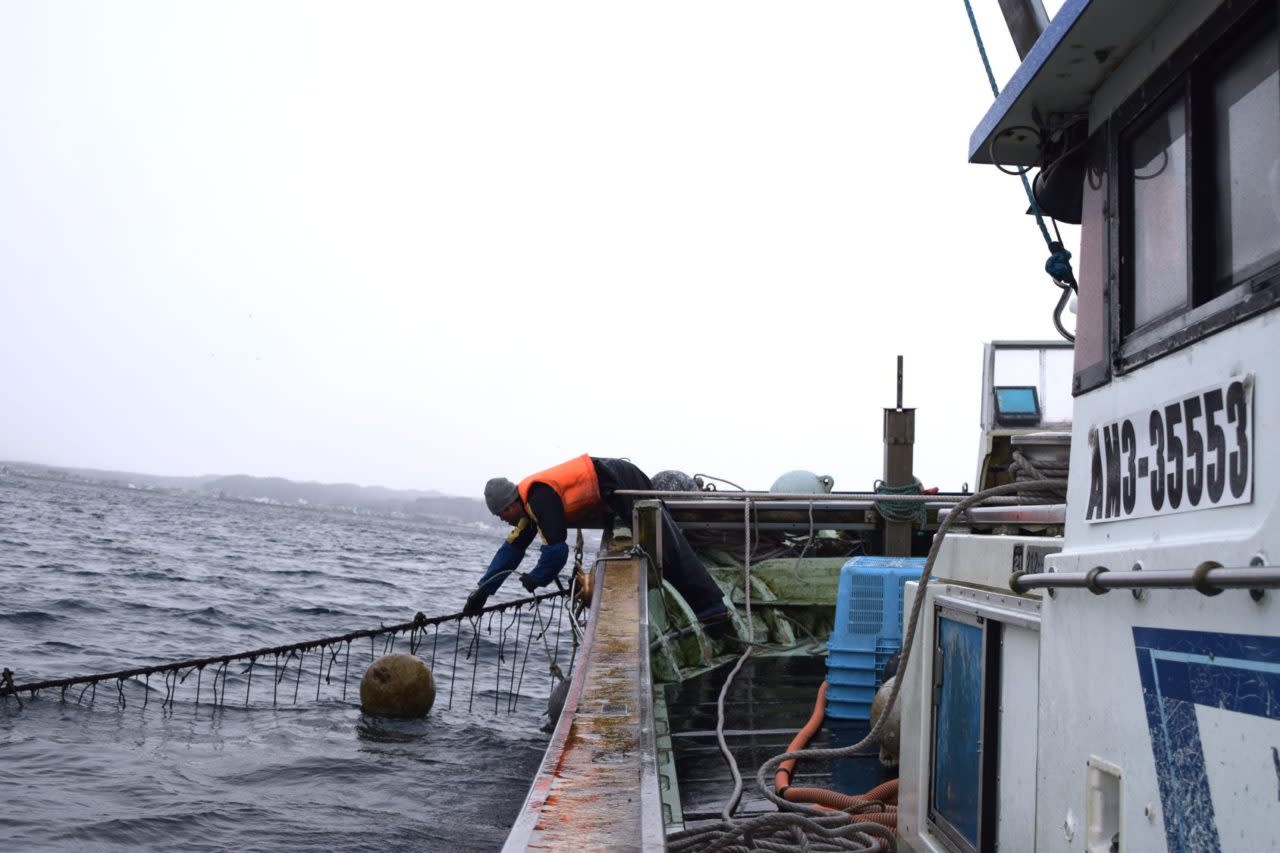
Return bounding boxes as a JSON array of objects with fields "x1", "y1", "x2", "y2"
[
  {"x1": 960, "y1": 0, "x2": 1055, "y2": 252},
  {"x1": 1045, "y1": 245, "x2": 1077, "y2": 287}
]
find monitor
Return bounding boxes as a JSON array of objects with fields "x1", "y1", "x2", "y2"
[{"x1": 993, "y1": 386, "x2": 1041, "y2": 426}]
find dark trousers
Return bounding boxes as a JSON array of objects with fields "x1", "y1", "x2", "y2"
[
  {"x1": 592, "y1": 457, "x2": 650, "y2": 525},
  {"x1": 592, "y1": 458, "x2": 726, "y2": 620}
]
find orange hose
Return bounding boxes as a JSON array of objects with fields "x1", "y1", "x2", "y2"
[
  {"x1": 775, "y1": 680, "x2": 899, "y2": 830},
  {"x1": 861, "y1": 778, "x2": 899, "y2": 803},
  {"x1": 784, "y1": 787, "x2": 899, "y2": 812},
  {"x1": 775, "y1": 681, "x2": 829, "y2": 792}
]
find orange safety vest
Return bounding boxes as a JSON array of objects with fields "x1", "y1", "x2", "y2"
[{"x1": 517, "y1": 454, "x2": 603, "y2": 525}]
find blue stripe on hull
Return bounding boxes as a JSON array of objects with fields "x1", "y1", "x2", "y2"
[{"x1": 1132, "y1": 627, "x2": 1280, "y2": 853}]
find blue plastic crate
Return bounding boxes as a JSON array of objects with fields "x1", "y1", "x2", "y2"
[{"x1": 825, "y1": 555, "x2": 924, "y2": 721}]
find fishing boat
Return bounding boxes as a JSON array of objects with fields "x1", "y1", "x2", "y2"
[{"x1": 500, "y1": 0, "x2": 1280, "y2": 850}]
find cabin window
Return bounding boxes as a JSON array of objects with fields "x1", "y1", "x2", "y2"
[
  {"x1": 1210, "y1": 28, "x2": 1280, "y2": 290},
  {"x1": 1128, "y1": 99, "x2": 1189, "y2": 329},
  {"x1": 1114, "y1": 3, "x2": 1280, "y2": 370},
  {"x1": 985, "y1": 343, "x2": 1073, "y2": 429},
  {"x1": 928, "y1": 609, "x2": 1000, "y2": 853}
]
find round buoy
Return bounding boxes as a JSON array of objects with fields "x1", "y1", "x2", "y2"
[
  {"x1": 360, "y1": 653, "x2": 436, "y2": 718},
  {"x1": 869, "y1": 675, "x2": 901, "y2": 767}
]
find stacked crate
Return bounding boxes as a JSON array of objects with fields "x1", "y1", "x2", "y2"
[{"x1": 825, "y1": 555, "x2": 925, "y2": 721}]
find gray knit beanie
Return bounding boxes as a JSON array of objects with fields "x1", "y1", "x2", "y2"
[{"x1": 484, "y1": 477, "x2": 520, "y2": 514}]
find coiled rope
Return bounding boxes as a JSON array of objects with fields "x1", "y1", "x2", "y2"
[
  {"x1": 872, "y1": 479, "x2": 926, "y2": 529},
  {"x1": 1009, "y1": 450, "x2": 1070, "y2": 503}
]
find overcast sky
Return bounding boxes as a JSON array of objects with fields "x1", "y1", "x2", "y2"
[{"x1": 1, "y1": 1, "x2": 1073, "y2": 498}]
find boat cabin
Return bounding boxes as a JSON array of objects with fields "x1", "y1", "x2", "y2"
[{"x1": 898, "y1": 1, "x2": 1279, "y2": 852}]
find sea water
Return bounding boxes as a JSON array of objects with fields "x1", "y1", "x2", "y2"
[{"x1": 0, "y1": 473, "x2": 564, "y2": 852}]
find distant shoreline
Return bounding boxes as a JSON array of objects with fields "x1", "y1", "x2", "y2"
[{"x1": 0, "y1": 460, "x2": 497, "y2": 530}]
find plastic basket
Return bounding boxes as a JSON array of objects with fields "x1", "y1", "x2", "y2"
[{"x1": 825, "y1": 555, "x2": 924, "y2": 721}]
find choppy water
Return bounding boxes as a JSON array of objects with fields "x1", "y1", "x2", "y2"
[{"x1": 0, "y1": 473, "x2": 569, "y2": 852}]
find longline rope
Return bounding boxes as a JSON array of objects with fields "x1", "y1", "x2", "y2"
[{"x1": 1, "y1": 590, "x2": 569, "y2": 713}]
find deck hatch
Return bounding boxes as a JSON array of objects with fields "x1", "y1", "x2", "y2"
[{"x1": 928, "y1": 607, "x2": 1002, "y2": 853}]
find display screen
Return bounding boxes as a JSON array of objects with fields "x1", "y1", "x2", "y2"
[{"x1": 993, "y1": 386, "x2": 1041, "y2": 425}]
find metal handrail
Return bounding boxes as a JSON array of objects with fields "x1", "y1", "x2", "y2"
[
  {"x1": 616, "y1": 490, "x2": 1026, "y2": 504},
  {"x1": 1011, "y1": 564, "x2": 1280, "y2": 595}
]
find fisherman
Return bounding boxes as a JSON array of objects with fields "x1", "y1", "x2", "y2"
[{"x1": 465, "y1": 455, "x2": 731, "y2": 635}]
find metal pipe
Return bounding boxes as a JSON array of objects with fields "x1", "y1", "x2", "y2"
[
  {"x1": 897, "y1": 354, "x2": 904, "y2": 410},
  {"x1": 615, "y1": 490, "x2": 1027, "y2": 504},
  {"x1": 664, "y1": 499, "x2": 875, "y2": 511},
  {"x1": 679, "y1": 522, "x2": 875, "y2": 532},
  {"x1": 997, "y1": 0, "x2": 1049, "y2": 60},
  {"x1": 1011, "y1": 565, "x2": 1280, "y2": 595},
  {"x1": 939, "y1": 504, "x2": 1067, "y2": 524}
]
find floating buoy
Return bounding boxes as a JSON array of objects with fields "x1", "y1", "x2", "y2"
[
  {"x1": 546, "y1": 675, "x2": 570, "y2": 724},
  {"x1": 360, "y1": 653, "x2": 436, "y2": 718},
  {"x1": 870, "y1": 675, "x2": 901, "y2": 767}
]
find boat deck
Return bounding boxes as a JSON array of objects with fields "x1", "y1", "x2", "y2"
[{"x1": 665, "y1": 654, "x2": 893, "y2": 826}]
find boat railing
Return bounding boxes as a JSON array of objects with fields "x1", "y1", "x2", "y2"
[
  {"x1": 1011, "y1": 562, "x2": 1280, "y2": 597},
  {"x1": 616, "y1": 489, "x2": 1026, "y2": 504}
]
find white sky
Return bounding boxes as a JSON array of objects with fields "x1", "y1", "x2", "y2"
[{"x1": 0, "y1": 0, "x2": 1075, "y2": 498}]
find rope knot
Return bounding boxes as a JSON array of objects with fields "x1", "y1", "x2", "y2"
[
  {"x1": 1, "y1": 667, "x2": 22, "y2": 709},
  {"x1": 1045, "y1": 242, "x2": 1077, "y2": 288}
]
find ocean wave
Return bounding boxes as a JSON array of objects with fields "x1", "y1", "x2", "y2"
[
  {"x1": 45, "y1": 804, "x2": 272, "y2": 851},
  {"x1": 36, "y1": 639, "x2": 84, "y2": 652},
  {"x1": 0, "y1": 610, "x2": 64, "y2": 625},
  {"x1": 260, "y1": 568, "x2": 324, "y2": 578},
  {"x1": 48, "y1": 598, "x2": 110, "y2": 613},
  {"x1": 107, "y1": 545, "x2": 153, "y2": 557},
  {"x1": 123, "y1": 569, "x2": 190, "y2": 582},
  {"x1": 290, "y1": 605, "x2": 349, "y2": 617}
]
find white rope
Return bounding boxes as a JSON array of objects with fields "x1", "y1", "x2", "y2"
[{"x1": 714, "y1": 498, "x2": 757, "y2": 820}]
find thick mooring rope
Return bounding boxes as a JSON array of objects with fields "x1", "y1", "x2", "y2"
[
  {"x1": 0, "y1": 590, "x2": 568, "y2": 711},
  {"x1": 1009, "y1": 450, "x2": 1070, "y2": 503}
]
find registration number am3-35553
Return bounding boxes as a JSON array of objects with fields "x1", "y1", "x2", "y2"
[{"x1": 1086, "y1": 376, "x2": 1254, "y2": 523}]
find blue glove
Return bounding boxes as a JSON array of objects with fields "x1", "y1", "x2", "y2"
[{"x1": 522, "y1": 541, "x2": 569, "y2": 589}]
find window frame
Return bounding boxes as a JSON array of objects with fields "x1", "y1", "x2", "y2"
[{"x1": 1108, "y1": 0, "x2": 1280, "y2": 374}]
